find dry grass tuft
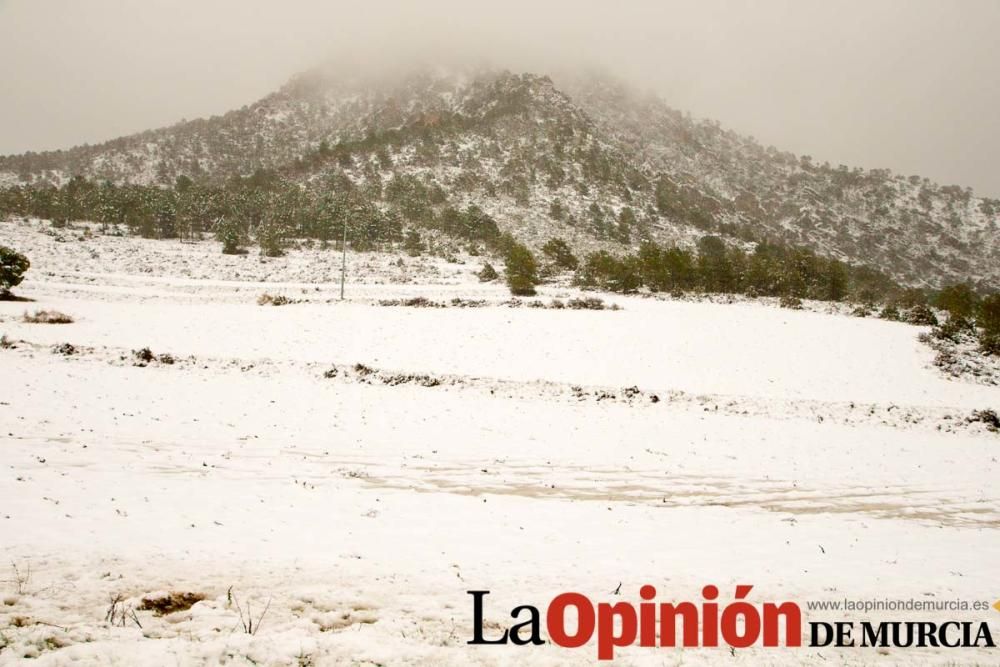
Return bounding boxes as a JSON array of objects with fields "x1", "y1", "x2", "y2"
[{"x1": 138, "y1": 591, "x2": 206, "y2": 616}]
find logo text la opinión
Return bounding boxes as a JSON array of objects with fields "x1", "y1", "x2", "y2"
[{"x1": 468, "y1": 587, "x2": 996, "y2": 660}]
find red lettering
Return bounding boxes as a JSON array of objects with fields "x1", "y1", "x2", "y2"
[
  {"x1": 597, "y1": 602, "x2": 638, "y2": 660},
  {"x1": 547, "y1": 593, "x2": 595, "y2": 648}
]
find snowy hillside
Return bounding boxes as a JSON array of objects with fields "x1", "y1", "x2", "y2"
[{"x1": 1, "y1": 66, "x2": 998, "y2": 288}]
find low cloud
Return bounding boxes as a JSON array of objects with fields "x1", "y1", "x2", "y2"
[{"x1": 1, "y1": 0, "x2": 998, "y2": 195}]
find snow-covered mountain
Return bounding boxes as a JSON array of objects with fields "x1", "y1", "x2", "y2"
[{"x1": 2, "y1": 66, "x2": 998, "y2": 288}]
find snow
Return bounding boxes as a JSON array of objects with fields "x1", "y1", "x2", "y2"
[
  {"x1": 3, "y1": 295, "x2": 997, "y2": 410},
  {"x1": 1, "y1": 218, "x2": 999, "y2": 664}
]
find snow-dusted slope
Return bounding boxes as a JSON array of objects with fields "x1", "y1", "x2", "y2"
[{"x1": 563, "y1": 72, "x2": 1000, "y2": 288}]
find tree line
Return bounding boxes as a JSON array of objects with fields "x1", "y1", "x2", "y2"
[
  {"x1": 553, "y1": 236, "x2": 998, "y2": 355},
  {"x1": 573, "y1": 235, "x2": 894, "y2": 302},
  {"x1": 0, "y1": 170, "x2": 504, "y2": 258}
]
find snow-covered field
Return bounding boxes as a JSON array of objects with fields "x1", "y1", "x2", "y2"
[{"x1": 1, "y1": 218, "x2": 999, "y2": 665}]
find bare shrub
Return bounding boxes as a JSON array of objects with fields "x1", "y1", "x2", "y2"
[
  {"x1": 52, "y1": 342, "x2": 76, "y2": 356},
  {"x1": 228, "y1": 587, "x2": 271, "y2": 636},
  {"x1": 779, "y1": 295, "x2": 803, "y2": 310},
  {"x1": 257, "y1": 293, "x2": 294, "y2": 306},
  {"x1": 477, "y1": 262, "x2": 499, "y2": 282},
  {"x1": 450, "y1": 298, "x2": 487, "y2": 308},
  {"x1": 969, "y1": 408, "x2": 1000, "y2": 432},
  {"x1": 377, "y1": 297, "x2": 443, "y2": 308},
  {"x1": 8, "y1": 561, "x2": 30, "y2": 595},
  {"x1": 905, "y1": 304, "x2": 939, "y2": 326},
  {"x1": 22, "y1": 310, "x2": 73, "y2": 324},
  {"x1": 381, "y1": 373, "x2": 442, "y2": 387},
  {"x1": 566, "y1": 297, "x2": 608, "y2": 310},
  {"x1": 878, "y1": 305, "x2": 901, "y2": 321},
  {"x1": 933, "y1": 317, "x2": 974, "y2": 343},
  {"x1": 980, "y1": 332, "x2": 1000, "y2": 356},
  {"x1": 851, "y1": 303, "x2": 874, "y2": 318},
  {"x1": 105, "y1": 593, "x2": 142, "y2": 628}
]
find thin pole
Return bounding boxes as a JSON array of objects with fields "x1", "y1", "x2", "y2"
[{"x1": 340, "y1": 218, "x2": 347, "y2": 300}]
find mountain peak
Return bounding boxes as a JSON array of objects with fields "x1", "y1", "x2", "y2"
[{"x1": 1, "y1": 65, "x2": 997, "y2": 288}]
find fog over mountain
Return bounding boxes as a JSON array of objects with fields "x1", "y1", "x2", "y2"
[{"x1": 1, "y1": 0, "x2": 999, "y2": 197}]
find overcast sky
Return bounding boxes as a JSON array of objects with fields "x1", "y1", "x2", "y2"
[{"x1": 1, "y1": 0, "x2": 998, "y2": 196}]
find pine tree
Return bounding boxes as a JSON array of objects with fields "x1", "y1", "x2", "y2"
[
  {"x1": 215, "y1": 217, "x2": 245, "y2": 255},
  {"x1": 403, "y1": 230, "x2": 424, "y2": 257},
  {"x1": 977, "y1": 294, "x2": 1000, "y2": 355},
  {"x1": 936, "y1": 283, "x2": 978, "y2": 322},
  {"x1": 0, "y1": 246, "x2": 30, "y2": 298},
  {"x1": 504, "y1": 242, "x2": 539, "y2": 296},
  {"x1": 542, "y1": 237, "x2": 578, "y2": 270}
]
